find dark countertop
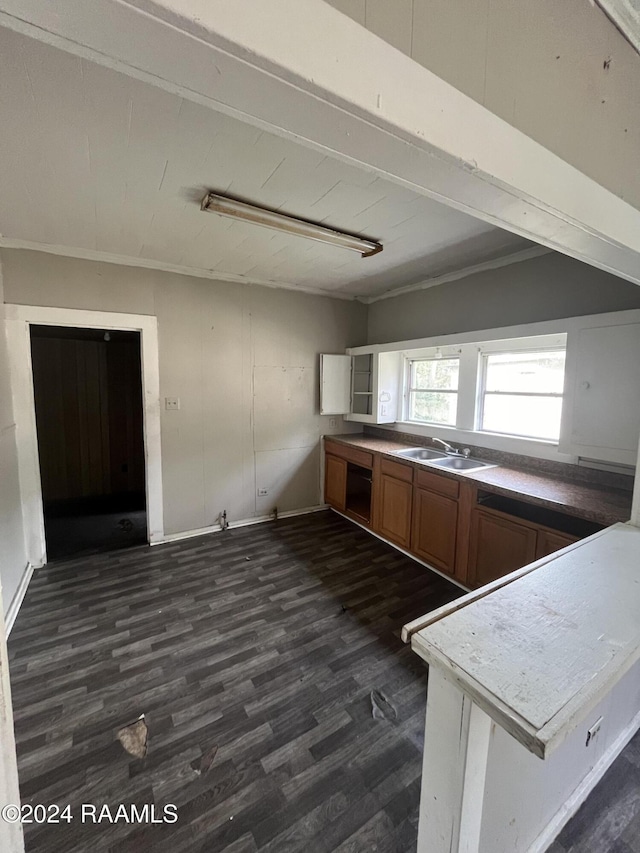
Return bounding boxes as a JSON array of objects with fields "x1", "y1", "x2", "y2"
[{"x1": 325, "y1": 434, "x2": 633, "y2": 527}]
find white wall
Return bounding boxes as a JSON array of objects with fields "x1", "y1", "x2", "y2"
[
  {"x1": 1, "y1": 249, "x2": 367, "y2": 538},
  {"x1": 421, "y1": 658, "x2": 640, "y2": 853},
  {"x1": 367, "y1": 253, "x2": 640, "y2": 344},
  {"x1": 479, "y1": 654, "x2": 640, "y2": 852},
  {"x1": 0, "y1": 259, "x2": 27, "y2": 617},
  {"x1": 325, "y1": 0, "x2": 640, "y2": 211}
]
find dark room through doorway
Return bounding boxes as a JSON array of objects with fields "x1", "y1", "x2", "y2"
[{"x1": 30, "y1": 325, "x2": 147, "y2": 560}]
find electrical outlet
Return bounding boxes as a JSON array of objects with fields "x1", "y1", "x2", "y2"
[
  {"x1": 258, "y1": 488, "x2": 268, "y2": 496},
  {"x1": 165, "y1": 397, "x2": 180, "y2": 410},
  {"x1": 586, "y1": 716, "x2": 603, "y2": 747},
  {"x1": 329, "y1": 417, "x2": 337, "y2": 429}
]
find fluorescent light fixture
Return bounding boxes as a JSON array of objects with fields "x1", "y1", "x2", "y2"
[{"x1": 200, "y1": 191, "x2": 383, "y2": 257}]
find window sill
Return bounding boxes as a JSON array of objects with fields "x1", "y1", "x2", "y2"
[
  {"x1": 392, "y1": 421, "x2": 576, "y2": 464},
  {"x1": 474, "y1": 429, "x2": 559, "y2": 447}
]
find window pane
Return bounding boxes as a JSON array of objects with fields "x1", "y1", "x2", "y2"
[
  {"x1": 411, "y1": 358, "x2": 459, "y2": 391},
  {"x1": 482, "y1": 394, "x2": 562, "y2": 440},
  {"x1": 484, "y1": 350, "x2": 565, "y2": 394},
  {"x1": 409, "y1": 391, "x2": 458, "y2": 425}
]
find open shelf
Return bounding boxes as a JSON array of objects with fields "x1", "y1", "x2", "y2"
[
  {"x1": 345, "y1": 462, "x2": 372, "y2": 523},
  {"x1": 477, "y1": 491, "x2": 604, "y2": 538}
]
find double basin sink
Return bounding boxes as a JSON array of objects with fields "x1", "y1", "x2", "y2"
[{"x1": 393, "y1": 446, "x2": 496, "y2": 473}]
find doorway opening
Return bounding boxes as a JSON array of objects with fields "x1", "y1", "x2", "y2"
[{"x1": 30, "y1": 325, "x2": 147, "y2": 560}]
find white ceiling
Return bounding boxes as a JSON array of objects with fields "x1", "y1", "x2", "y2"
[{"x1": 0, "y1": 26, "x2": 532, "y2": 300}]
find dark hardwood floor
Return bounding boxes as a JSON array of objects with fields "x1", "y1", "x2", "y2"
[
  {"x1": 11, "y1": 509, "x2": 640, "y2": 852},
  {"x1": 8, "y1": 510, "x2": 461, "y2": 853}
]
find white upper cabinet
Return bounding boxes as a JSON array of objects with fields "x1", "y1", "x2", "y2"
[
  {"x1": 560, "y1": 322, "x2": 640, "y2": 466},
  {"x1": 320, "y1": 350, "x2": 400, "y2": 424}
]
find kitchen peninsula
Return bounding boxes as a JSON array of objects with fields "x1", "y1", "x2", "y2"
[{"x1": 404, "y1": 522, "x2": 640, "y2": 853}]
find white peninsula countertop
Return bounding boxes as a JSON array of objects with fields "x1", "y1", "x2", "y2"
[
  {"x1": 405, "y1": 522, "x2": 640, "y2": 853},
  {"x1": 408, "y1": 522, "x2": 640, "y2": 758}
]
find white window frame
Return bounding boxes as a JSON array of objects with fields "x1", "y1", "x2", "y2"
[
  {"x1": 404, "y1": 350, "x2": 461, "y2": 427},
  {"x1": 476, "y1": 344, "x2": 566, "y2": 440},
  {"x1": 402, "y1": 333, "x2": 567, "y2": 442}
]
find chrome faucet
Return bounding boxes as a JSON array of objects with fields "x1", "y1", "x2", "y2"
[
  {"x1": 431, "y1": 438, "x2": 472, "y2": 458},
  {"x1": 431, "y1": 437, "x2": 456, "y2": 454}
]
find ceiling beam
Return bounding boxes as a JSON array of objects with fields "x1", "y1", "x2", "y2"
[
  {"x1": 595, "y1": 0, "x2": 640, "y2": 56},
  {"x1": 0, "y1": 0, "x2": 639, "y2": 284}
]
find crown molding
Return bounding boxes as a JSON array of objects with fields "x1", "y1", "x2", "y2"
[
  {"x1": 0, "y1": 238, "x2": 358, "y2": 302},
  {"x1": 359, "y1": 246, "x2": 552, "y2": 304},
  {"x1": 0, "y1": 239, "x2": 555, "y2": 306}
]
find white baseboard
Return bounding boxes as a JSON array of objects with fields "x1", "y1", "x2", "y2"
[
  {"x1": 5, "y1": 563, "x2": 34, "y2": 636},
  {"x1": 153, "y1": 504, "x2": 328, "y2": 546},
  {"x1": 530, "y1": 705, "x2": 640, "y2": 853}
]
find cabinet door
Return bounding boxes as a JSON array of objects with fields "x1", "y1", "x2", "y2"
[
  {"x1": 325, "y1": 454, "x2": 347, "y2": 511},
  {"x1": 535, "y1": 529, "x2": 578, "y2": 560},
  {"x1": 411, "y1": 488, "x2": 458, "y2": 575},
  {"x1": 560, "y1": 323, "x2": 640, "y2": 466},
  {"x1": 376, "y1": 474, "x2": 413, "y2": 548},
  {"x1": 320, "y1": 354, "x2": 351, "y2": 415},
  {"x1": 468, "y1": 510, "x2": 537, "y2": 588}
]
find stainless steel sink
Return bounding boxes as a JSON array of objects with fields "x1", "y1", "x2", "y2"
[
  {"x1": 394, "y1": 447, "x2": 447, "y2": 461},
  {"x1": 427, "y1": 456, "x2": 496, "y2": 472},
  {"x1": 394, "y1": 445, "x2": 496, "y2": 473}
]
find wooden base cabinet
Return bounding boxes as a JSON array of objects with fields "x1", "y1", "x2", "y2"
[
  {"x1": 324, "y1": 440, "x2": 374, "y2": 525},
  {"x1": 377, "y1": 473, "x2": 413, "y2": 548},
  {"x1": 535, "y1": 528, "x2": 578, "y2": 559},
  {"x1": 325, "y1": 454, "x2": 347, "y2": 512},
  {"x1": 411, "y1": 487, "x2": 458, "y2": 575},
  {"x1": 325, "y1": 439, "x2": 599, "y2": 591},
  {"x1": 468, "y1": 510, "x2": 538, "y2": 587},
  {"x1": 373, "y1": 457, "x2": 414, "y2": 549}
]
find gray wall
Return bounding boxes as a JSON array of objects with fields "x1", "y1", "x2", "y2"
[
  {"x1": 0, "y1": 260, "x2": 27, "y2": 617},
  {"x1": 1, "y1": 250, "x2": 367, "y2": 538},
  {"x1": 367, "y1": 253, "x2": 640, "y2": 344},
  {"x1": 5, "y1": 246, "x2": 640, "y2": 579}
]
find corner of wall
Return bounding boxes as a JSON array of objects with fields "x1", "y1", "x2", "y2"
[{"x1": 0, "y1": 255, "x2": 29, "y2": 620}]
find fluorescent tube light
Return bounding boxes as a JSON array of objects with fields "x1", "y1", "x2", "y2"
[{"x1": 200, "y1": 191, "x2": 383, "y2": 257}]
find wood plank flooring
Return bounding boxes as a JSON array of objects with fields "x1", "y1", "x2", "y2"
[{"x1": 8, "y1": 510, "x2": 461, "y2": 853}]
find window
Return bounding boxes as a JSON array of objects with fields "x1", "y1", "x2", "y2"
[
  {"x1": 407, "y1": 357, "x2": 459, "y2": 426},
  {"x1": 479, "y1": 349, "x2": 566, "y2": 440},
  {"x1": 401, "y1": 333, "x2": 567, "y2": 443}
]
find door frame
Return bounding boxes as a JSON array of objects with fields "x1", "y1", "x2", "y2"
[{"x1": 5, "y1": 304, "x2": 164, "y2": 566}]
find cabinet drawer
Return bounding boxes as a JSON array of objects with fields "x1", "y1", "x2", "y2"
[
  {"x1": 380, "y1": 457, "x2": 413, "y2": 483},
  {"x1": 324, "y1": 441, "x2": 373, "y2": 469},
  {"x1": 415, "y1": 469, "x2": 459, "y2": 499}
]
